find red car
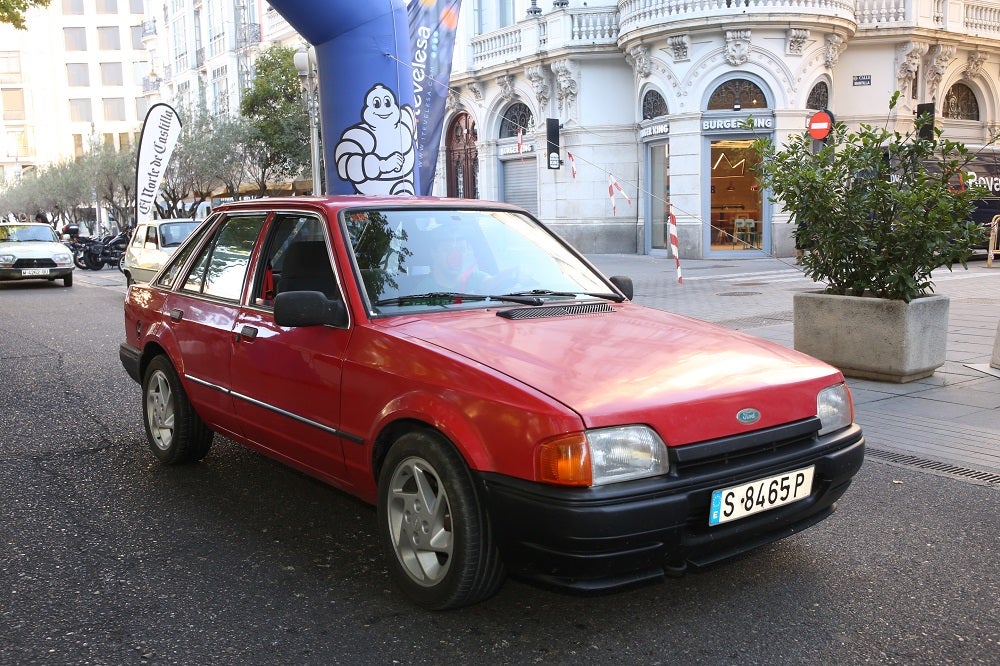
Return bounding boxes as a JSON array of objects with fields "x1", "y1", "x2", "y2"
[{"x1": 120, "y1": 196, "x2": 864, "y2": 609}]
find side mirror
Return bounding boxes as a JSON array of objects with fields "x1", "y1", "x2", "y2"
[
  {"x1": 609, "y1": 275, "x2": 633, "y2": 301},
  {"x1": 274, "y1": 290, "x2": 348, "y2": 328}
]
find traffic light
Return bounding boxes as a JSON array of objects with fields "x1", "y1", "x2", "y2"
[{"x1": 546, "y1": 118, "x2": 561, "y2": 169}]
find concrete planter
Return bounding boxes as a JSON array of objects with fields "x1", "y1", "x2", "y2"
[{"x1": 793, "y1": 292, "x2": 950, "y2": 383}]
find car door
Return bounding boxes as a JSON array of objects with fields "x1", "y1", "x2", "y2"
[
  {"x1": 163, "y1": 212, "x2": 267, "y2": 438},
  {"x1": 229, "y1": 212, "x2": 352, "y2": 484}
]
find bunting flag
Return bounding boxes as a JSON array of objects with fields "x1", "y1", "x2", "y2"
[
  {"x1": 134, "y1": 103, "x2": 182, "y2": 224},
  {"x1": 608, "y1": 173, "x2": 631, "y2": 216},
  {"x1": 408, "y1": 0, "x2": 463, "y2": 195},
  {"x1": 668, "y1": 205, "x2": 683, "y2": 284},
  {"x1": 567, "y1": 151, "x2": 577, "y2": 179}
]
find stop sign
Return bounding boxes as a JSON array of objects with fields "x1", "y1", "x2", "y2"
[{"x1": 808, "y1": 110, "x2": 834, "y2": 140}]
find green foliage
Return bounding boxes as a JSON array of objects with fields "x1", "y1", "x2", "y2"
[
  {"x1": 0, "y1": 0, "x2": 51, "y2": 30},
  {"x1": 239, "y1": 45, "x2": 309, "y2": 196},
  {"x1": 753, "y1": 93, "x2": 991, "y2": 302}
]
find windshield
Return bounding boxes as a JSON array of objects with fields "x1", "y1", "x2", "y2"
[
  {"x1": 0, "y1": 224, "x2": 59, "y2": 243},
  {"x1": 343, "y1": 208, "x2": 614, "y2": 314}
]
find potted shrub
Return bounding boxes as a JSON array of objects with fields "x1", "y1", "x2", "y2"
[{"x1": 752, "y1": 93, "x2": 991, "y2": 382}]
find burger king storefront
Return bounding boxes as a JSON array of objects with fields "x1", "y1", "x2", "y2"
[{"x1": 642, "y1": 83, "x2": 777, "y2": 259}]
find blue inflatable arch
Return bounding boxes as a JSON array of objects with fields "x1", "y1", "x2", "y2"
[{"x1": 268, "y1": 0, "x2": 419, "y2": 196}]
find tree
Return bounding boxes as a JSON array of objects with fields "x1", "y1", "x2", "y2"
[
  {"x1": 240, "y1": 45, "x2": 309, "y2": 197},
  {"x1": 88, "y1": 142, "x2": 138, "y2": 231},
  {"x1": 0, "y1": 0, "x2": 50, "y2": 30},
  {"x1": 752, "y1": 93, "x2": 992, "y2": 302}
]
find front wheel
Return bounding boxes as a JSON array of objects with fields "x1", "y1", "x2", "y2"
[
  {"x1": 377, "y1": 429, "x2": 505, "y2": 610},
  {"x1": 141, "y1": 355, "x2": 213, "y2": 464}
]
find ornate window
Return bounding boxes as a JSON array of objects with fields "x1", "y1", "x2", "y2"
[
  {"x1": 707, "y1": 79, "x2": 767, "y2": 110},
  {"x1": 642, "y1": 90, "x2": 668, "y2": 120},
  {"x1": 446, "y1": 112, "x2": 479, "y2": 199},
  {"x1": 943, "y1": 83, "x2": 979, "y2": 121},
  {"x1": 499, "y1": 102, "x2": 533, "y2": 138},
  {"x1": 806, "y1": 82, "x2": 829, "y2": 111}
]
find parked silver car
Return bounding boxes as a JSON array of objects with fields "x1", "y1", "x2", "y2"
[
  {"x1": 0, "y1": 222, "x2": 74, "y2": 287},
  {"x1": 122, "y1": 218, "x2": 200, "y2": 285}
]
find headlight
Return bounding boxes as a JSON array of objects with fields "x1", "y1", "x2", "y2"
[
  {"x1": 53, "y1": 253, "x2": 71, "y2": 264},
  {"x1": 0, "y1": 253, "x2": 14, "y2": 266},
  {"x1": 817, "y1": 383, "x2": 853, "y2": 435},
  {"x1": 536, "y1": 425, "x2": 670, "y2": 487}
]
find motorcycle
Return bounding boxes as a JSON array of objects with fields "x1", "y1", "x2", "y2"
[{"x1": 80, "y1": 228, "x2": 131, "y2": 271}]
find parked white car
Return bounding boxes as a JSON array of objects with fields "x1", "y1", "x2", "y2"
[
  {"x1": 0, "y1": 222, "x2": 74, "y2": 287},
  {"x1": 122, "y1": 218, "x2": 200, "y2": 285}
]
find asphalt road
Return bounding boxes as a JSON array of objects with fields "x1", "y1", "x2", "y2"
[{"x1": 1, "y1": 269, "x2": 997, "y2": 665}]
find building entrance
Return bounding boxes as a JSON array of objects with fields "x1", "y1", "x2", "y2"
[{"x1": 708, "y1": 139, "x2": 764, "y2": 252}]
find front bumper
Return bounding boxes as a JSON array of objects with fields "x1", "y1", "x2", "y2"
[
  {"x1": 475, "y1": 419, "x2": 864, "y2": 592},
  {"x1": 0, "y1": 267, "x2": 73, "y2": 281}
]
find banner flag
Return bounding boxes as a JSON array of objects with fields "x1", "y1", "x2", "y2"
[
  {"x1": 608, "y1": 173, "x2": 631, "y2": 216},
  {"x1": 408, "y1": 0, "x2": 463, "y2": 195},
  {"x1": 134, "y1": 103, "x2": 182, "y2": 225}
]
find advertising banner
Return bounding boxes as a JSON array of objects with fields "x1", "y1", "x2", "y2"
[
  {"x1": 408, "y1": 0, "x2": 462, "y2": 195},
  {"x1": 134, "y1": 103, "x2": 182, "y2": 224},
  {"x1": 268, "y1": 0, "x2": 420, "y2": 196}
]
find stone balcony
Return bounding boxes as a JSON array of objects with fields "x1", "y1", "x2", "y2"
[{"x1": 464, "y1": 1, "x2": 1000, "y2": 76}]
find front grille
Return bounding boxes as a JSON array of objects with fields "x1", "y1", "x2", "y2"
[
  {"x1": 497, "y1": 302, "x2": 615, "y2": 320},
  {"x1": 13, "y1": 258, "x2": 57, "y2": 268},
  {"x1": 670, "y1": 418, "x2": 821, "y2": 475}
]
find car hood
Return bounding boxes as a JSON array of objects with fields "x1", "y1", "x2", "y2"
[
  {"x1": 388, "y1": 303, "x2": 843, "y2": 445},
  {"x1": 0, "y1": 241, "x2": 67, "y2": 256}
]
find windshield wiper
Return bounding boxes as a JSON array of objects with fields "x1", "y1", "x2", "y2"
[
  {"x1": 504, "y1": 289, "x2": 625, "y2": 303},
  {"x1": 375, "y1": 292, "x2": 544, "y2": 307}
]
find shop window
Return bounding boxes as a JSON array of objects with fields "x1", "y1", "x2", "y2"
[{"x1": 707, "y1": 79, "x2": 767, "y2": 111}]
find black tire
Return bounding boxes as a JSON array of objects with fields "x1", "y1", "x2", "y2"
[
  {"x1": 84, "y1": 252, "x2": 103, "y2": 270},
  {"x1": 141, "y1": 355, "x2": 213, "y2": 464},
  {"x1": 377, "y1": 429, "x2": 505, "y2": 610},
  {"x1": 73, "y1": 252, "x2": 87, "y2": 269},
  {"x1": 118, "y1": 254, "x2": 126, "y2": 273},
  {"x1": 125, "y1": 272, "x2": 134, "y2": 287},
  {"x1": 63, "y1": 272, "x2": 73, "y2": 287}
]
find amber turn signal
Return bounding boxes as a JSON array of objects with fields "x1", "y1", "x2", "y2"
[{"x1": 536, "y1": 434, "x2": 592, "y2": 486}]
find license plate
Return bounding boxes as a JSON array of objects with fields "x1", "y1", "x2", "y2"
[
  {"x1": 709, "y1": 466, "x2": 814, "y2": 526},
  {"x1": 21, "y1": 268, "x2": 49, "y2": 276}
]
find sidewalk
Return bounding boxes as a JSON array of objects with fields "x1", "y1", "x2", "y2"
[{"x1": 588, "y1": 253, "x2": 1000, "y2": 483}]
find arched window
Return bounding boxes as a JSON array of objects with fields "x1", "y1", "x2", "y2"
[
  {"x1": 806, "y1": 82, "x2": 829, "y2": 111},
  {"x1": 499, "y1": 102, "x2": 533, "y2": 138},
  {"x1": 707, "y1": 79, "x2": 767, "y2": 110},
  {"x1": 642, "y1": 90, "x2": 668, "y2": 120},
  {"x1": 943, "y1": 83, "x2": 980, "y2": 120}
]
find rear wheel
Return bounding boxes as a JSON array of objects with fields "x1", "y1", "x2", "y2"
[
  {"x1": 141, "y1": 355, "x2": 213, "y2": 464},
  {"x1": 377, "y1": 429, "x2": 505, "y2": 610}
]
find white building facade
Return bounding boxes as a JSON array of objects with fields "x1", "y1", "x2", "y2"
[
  {"x1": 0, "y1": 0, "x2": 150, "y2": 182},
  {"x1": 443, "y1": 0, "x2": 1000, "y2": 258}
]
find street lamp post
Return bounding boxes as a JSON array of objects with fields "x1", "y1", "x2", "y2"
[{"x1": 294, "y1": 45, "x2": 322, "y2": 196}]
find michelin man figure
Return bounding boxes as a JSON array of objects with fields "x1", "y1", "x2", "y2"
[{"x1": 334, "y1": 84, "x2": 416, "y2": 195}]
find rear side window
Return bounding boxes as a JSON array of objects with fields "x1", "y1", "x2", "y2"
[
  {"x1": 156, "y1": 219, "x2": 216, "y2": 290},
  {"x1": 182, "y1": 214, "x2": 267, "y2": 301}
]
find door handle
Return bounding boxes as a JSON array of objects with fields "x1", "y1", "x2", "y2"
[
  {"x1": 169, "y1": 308, "x2": 183, "y2": 322},
  {"x1": 236, "y1": 325, "x2": 258, "y2": 341}
]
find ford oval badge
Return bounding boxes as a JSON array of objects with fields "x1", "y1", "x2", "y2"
[{"x1": 736, "y1": 408, "x2": 761, "y2": 425}]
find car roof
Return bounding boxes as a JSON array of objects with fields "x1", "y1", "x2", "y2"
[
  {"x1": 147, "y1": 218, "x2": 197, "y2": 224},
  {"x1": 0, "y1": 221, "x2": 51, "y2": 227},
  {"x1": 212, "y1": 195, "x2": 526, "y2": 216}
]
